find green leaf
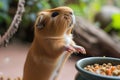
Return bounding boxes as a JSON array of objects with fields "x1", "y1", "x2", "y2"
[{"x1": 111, "y1": 13, "x2": 120, "y2": 30}]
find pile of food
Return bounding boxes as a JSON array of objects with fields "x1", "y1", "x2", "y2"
[{"x1": 84, "y1": 63, "x2": 120, "y2": 77}]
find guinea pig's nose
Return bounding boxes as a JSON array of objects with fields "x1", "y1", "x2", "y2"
[{"x1": 64, "y1": 12, "x2": 73, "y2": 16}]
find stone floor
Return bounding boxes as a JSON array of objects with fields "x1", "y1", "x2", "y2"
[{"x1": 0, "y1": 41, "x2": 82, "y2": 80}]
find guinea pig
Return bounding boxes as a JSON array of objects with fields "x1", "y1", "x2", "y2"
[{"x1": 23, "y1": 6, "x2": 86, "y2": 80}]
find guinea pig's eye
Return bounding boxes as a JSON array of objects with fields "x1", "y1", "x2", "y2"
[{"x1": 51, "y1": 12, "x2": 59, "y2": 17}]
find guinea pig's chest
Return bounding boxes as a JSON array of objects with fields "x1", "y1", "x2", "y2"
[{"x1": 64, "y1": 34, "x2": 73, "y2": 46}]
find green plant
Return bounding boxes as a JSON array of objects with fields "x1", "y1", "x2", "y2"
[
  {"x1": 104, "y1": 13, "x2": 120, "y2": 33},
  {"x1": 111, "y1": 13, "x2": 120, "y2": 30}
]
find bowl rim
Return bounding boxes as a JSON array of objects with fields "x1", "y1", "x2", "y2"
[{"x1": 76, "y1": 57, "x2": 120, "y2": 79}]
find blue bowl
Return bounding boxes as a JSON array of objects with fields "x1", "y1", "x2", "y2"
[{"x1": 75, "y1": 57, "x2": 120, "y2": 80}]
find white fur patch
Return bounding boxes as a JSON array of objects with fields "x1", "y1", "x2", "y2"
[
  {"x1": 72, "y1": 15, "x2": 75, "y2": 24},
  {"x1": 64, "y1": 33, "x2": 73, "y2": 46}
]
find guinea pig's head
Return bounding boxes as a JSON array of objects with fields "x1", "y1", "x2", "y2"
[{"x1": 34, "y1": 6, "x2": 75, "y2": 38}]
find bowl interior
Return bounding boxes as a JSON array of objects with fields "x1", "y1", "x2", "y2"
[
  {"x1": 77, "y1": 57, "x2": 120, "y2": 68},
  {"x1": 76, "y1": 57, "x2": 120, "y2": 80}
]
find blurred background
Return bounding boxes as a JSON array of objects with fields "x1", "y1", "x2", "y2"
[
  {"x1": 0, "y1": 0, "x2": 120, "y2": 80},
  {"x1": 1, "y1": 0, "x2": 120, "y2": 42}
]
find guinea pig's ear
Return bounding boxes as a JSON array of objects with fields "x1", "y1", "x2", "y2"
[{"x1": 36, "y1": 15, "x2": 45, "y2": 29}]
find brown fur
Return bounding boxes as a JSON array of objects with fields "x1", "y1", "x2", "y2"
[{"x1": 23, "y1": 6, "x2": 86, "y2": 80}]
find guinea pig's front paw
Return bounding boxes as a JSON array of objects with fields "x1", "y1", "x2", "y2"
[
  {"x1": 64, "y1": 45, "x2": 76, "y2": 53},
  {"x1": 72, "y1": 45, "x2": 86, "y2": 54}
]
